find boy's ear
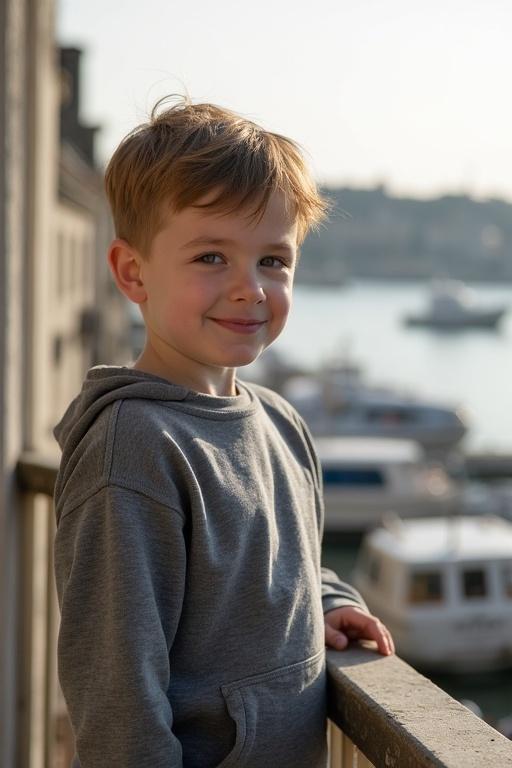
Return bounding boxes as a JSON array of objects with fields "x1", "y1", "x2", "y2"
[{"x1": 107, "y1": 239, "x2": 147, "y2": 304}]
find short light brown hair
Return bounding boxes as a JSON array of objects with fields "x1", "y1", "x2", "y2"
[{"x1": 104, "y1": 96, "x2": 329, "y2": 255}]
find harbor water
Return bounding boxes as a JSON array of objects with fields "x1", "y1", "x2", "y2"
[
  {"x1": 274, "y1": 279, "x2": 512, "y2": 727},
  {"x1": 274, "y1": 279, "x2": 512, "y2": 453}
]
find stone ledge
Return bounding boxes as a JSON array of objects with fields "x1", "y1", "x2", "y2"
[{"x1": 327, "y1": 644, "x2": 512, "y2": 768}]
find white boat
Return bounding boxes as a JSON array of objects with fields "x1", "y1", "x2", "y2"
[
  {"x1": 353, "y1": 515, "x2": 512, "y2": 672},
  {"x1": 404, "y1": 279, "x2": 507, "y2": 330},
  {"x1": 463, "y1": 479, "x2": 512, "y2": 523},
  {"x1": 282, "y1": 361, "x2": 467, "y2": 452},
  {"x1": 317, "y1": 436, "x2": 461, "y2": 534}
]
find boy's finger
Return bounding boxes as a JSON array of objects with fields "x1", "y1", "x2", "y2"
[
  {"x1": 386, "y1": 627, "x2": 395, "y2": 655},
  {"x1": 324, "y1": 623, "x2": 349, "y2": 650},
  {"x1": 365, "y1": 619, "x2": 394, "y2": 656}
]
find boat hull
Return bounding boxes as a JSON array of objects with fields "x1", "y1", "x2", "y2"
[
  {"x1": 316, "y1": 419, "x2": 466, "y2": 451},
  {"x1": 370, "y1": 609, "x2": 512, "y2": 674},
  {"x1": 404, "y1": 308, "x2": 506, "y2": 330},
  {"x1": 323, "y1": 494, "x2": 461, "y2": 533}
]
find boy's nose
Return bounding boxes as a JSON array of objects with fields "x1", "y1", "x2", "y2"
[{"x1": 229, "y1": 270, "x2": 266, "y2": 303}]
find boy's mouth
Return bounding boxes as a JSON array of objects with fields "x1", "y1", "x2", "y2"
[{"x1": 209, "y1": 318, "x2": 266, "y2": 334}]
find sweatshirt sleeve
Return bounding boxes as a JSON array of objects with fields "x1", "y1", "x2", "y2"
[
  {"x1": 321, "y1": 566, "x2": 368, "y2": 614},
  {"x1": 54, "y1": 484, "x2": 186, "y2": 768},
  {"x1": 293, "y1": 413, "x2": 368, "y2": 614}
]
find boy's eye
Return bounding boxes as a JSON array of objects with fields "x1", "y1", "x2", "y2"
[
  {"x1": 197, "y1": 252, "x2": 223, "y2": 264},
  {"x1": 260, "y1": 256, "x2": 286, "y2": 268}
]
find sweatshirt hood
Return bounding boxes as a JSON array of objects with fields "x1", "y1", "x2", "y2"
[
  {"x1": 53, "y1": 366, "x2": 255, "y2": 514},
  {"x1": 54, "y1": 366, "x2": 190, "y2": 453},
  {"x1": 53, "y1": 366, "x2": 194, "y2": 516}
]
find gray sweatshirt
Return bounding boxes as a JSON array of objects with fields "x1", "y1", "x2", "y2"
[{"x1": 53, "y1": 366, "x2": 364, "y2": 768}]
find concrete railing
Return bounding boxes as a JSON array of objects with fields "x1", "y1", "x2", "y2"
[
  {"x1": 16, "y1": 454, "x2": 74, "y2": 768},
  {"x1": 15, "y1": 454, "x2": 512, "y2": 768},
  {"x1": 326, "y1": 646, "x2": 512, "y2": 767}
]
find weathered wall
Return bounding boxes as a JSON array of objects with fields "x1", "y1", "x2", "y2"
[
  {"x1": 0, "y1": 0, "x2": 29, "y2": 763},
  {"x1": 0, "y1": 0, "x2": 57, "y2": 764}
]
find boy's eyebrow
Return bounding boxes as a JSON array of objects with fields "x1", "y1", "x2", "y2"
[{"x1": 182, "y1": 236, "x2": 295, "y2": 253}]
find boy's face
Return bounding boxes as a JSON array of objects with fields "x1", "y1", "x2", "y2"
[{"x1": 132, "y1": 191, "x2": 298, "y2": 394}]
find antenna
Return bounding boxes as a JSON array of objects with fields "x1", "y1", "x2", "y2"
[{"x1": 381, "y1": 511, "x2": 405, "y2": 537}]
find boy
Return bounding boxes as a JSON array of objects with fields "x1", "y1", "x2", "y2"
[{"x1": 53, "y1": 99, "x2": 393, "y2": 768}]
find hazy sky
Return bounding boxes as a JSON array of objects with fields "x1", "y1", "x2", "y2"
[{"x1": 57, "y1": 0, "x2": 512, "y2": 201}]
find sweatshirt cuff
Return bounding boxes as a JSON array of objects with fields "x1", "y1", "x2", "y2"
[
  {"x1": 321, "y1": 566, "x2": 368, "y2": 614},
  {"x1": 322, "y1": 592, "x2": 368, "y2": 615}
]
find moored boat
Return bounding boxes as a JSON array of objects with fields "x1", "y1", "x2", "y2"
[
  {"x1": 353, "y1": 515, "x2": 512, "y2": 673},
  {"x1": 282, "y1": 361, "x2": 467, "y2": 452},
  {"x1": 404, "y1": 279, "x2": 507, "y2": 330},
  {"x1": 317, "y1": 436, "x2": 461, "y2": 534}
]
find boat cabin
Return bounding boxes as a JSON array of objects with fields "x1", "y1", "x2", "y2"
[
  {"x1": 353, "y1": 515, "x2": 512, "y2": 672},
  {"x1": 315, "y1": 437, "x2": 459, "y2": 533}
]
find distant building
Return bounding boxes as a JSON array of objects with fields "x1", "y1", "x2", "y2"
[
  {"x1": 51, "y1": 46, "x2": 132, "y2": 442},
  {"x1": 300, "y1": 186, "x2": 512, "y2": 283},
  {"x1": 0, "y1": 4, "x2": 130, "y2": 763}
]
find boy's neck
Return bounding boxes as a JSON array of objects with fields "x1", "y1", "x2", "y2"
[{"x1": 132, "y1": 349, "x2": 238, "y2": 397}]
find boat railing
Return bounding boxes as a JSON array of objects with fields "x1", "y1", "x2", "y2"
[{"x1": 14, "y1": 453, "x2": 512, "y2": 768}]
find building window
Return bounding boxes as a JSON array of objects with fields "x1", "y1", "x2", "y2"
[
  {"x1": 57, "y1": 232, "x2": 65, "y2": 298},
  {"x1": 69, "y1": 238, "x2": 77, "y2": 292},
  {"x1": 82, "y1": 238, "x2": 89, "y2": 286},
  {"x1": 502, "y1": 565, "x2": 512, "y2": 598},
  {"x1": 462, "y1": 569, "x2": 487, "y2": 599},
  {"x1": 408, "y1": 571, "x2": 443, "y2": 604},
  {"x1": 53, "y1": 335, "x2": 63, "y2": 366}
]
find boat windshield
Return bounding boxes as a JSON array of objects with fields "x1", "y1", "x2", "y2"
[
  {"x1": 366, "y1": 407, "x2": 417, "y2": 424},
  {"x1": 322, "y1": 467, "x2": 385, "y2": 487},
  {"x1": 461, "y1": 569, "x2": 487, "y2": 599},
  {"x1": 408, "y1": 570, "x2": 444, "y2": 604}
]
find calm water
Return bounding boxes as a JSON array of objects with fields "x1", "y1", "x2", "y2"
[
  {"x1": 271, "y1": 279, "x2": 512, "y2": 725},
  {"x1": 274, "y1": 279, "x2": 512, "y2": 452}
]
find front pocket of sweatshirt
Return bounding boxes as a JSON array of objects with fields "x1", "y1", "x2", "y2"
[{"x1": 215, "y1": 649, "x2": 327, "y2": 768}]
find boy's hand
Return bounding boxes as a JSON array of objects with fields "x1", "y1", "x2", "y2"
[{"x1": 324, "y1": 605, "x2": 395, "y2": 656}]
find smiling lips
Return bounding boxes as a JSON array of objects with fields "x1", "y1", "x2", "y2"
[{"x1": 210, "y1": 317, "x2": 267, "y2": 334}]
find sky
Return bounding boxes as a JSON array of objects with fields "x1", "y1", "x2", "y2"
[{"x1": 57, "y1": 0, "x2": 512, "y2": 201}]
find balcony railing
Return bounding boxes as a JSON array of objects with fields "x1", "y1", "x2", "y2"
[{"x1": 15, "y1": 453, "x2": 512, "y2": 768}]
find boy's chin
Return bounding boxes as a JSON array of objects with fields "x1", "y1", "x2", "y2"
[{"x1": 230, "y1": 349, "x2": 266, "y2": 368}]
